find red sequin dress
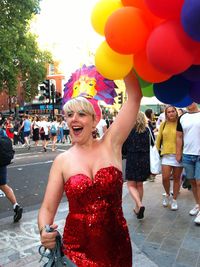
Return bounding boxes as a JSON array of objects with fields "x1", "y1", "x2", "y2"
[{"x1": 63, "y1": 166, "x2": 132, "y2": 267}]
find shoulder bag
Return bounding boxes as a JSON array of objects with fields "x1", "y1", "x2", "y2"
[{"x1": 148, "y1": 127, "x2": 161, "y2": 175}]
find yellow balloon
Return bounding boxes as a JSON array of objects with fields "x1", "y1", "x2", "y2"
[
  {"x1": 91, "y1": 0, "x2": 122, "y2": 36},
  {"x1": 95, "y1": 41, "x2": 133, "y2": 80}
]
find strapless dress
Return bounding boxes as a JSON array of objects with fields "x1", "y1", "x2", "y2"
[{"x1": 62, "y1": 166, "x2": 132, "y2": 267}]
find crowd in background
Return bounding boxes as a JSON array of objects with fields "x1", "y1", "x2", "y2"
[{"x1": 1, "y1": 103, "x2": 200, "y2": 226}]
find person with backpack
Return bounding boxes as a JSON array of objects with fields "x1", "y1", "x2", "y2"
[
  {"x1": 39, "y1": 116, "x2": 50, "y2": 152},
  {"x1": 50, "y1": 117, "x2": 59, "y2": 152},
  {"x1": 0, "y1": 121, "x2": 23, "y2": 222}
]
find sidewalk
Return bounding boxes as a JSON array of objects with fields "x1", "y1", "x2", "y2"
[{"x1": 0, "y1": 176, "x2": 199, "y2": 267}]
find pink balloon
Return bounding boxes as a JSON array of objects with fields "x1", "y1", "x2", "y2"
[
  {"x1": 147, "y1": 20, "x2": 198, "y2": 75},
  {"x1": 144, "y1": 0, "x2": 184, "y2": 19}
]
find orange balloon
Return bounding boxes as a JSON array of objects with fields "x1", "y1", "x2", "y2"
[
  {"x1": 105, "y1": 7, "x2": 150, "y2": 54},
  {"x1": 134, "y1": 49, "x2": 171, "y2": 83}
]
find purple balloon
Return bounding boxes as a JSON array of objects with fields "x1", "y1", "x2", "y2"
[
  {"x1": 189, "y1": 81, "x2": 200, "y2": 103},
  {"x1": 181, "y1": 0, "x2": 200, "y2": 41},
  {"x1": 181, "y1": 65, "x2": 200, "y2": 81},
  {"x1": 153, "y1": 75, "x2": 191, "y2": 104},
  {"x1": 172, "y1": 95, "x2": 193, "y2": 108}
]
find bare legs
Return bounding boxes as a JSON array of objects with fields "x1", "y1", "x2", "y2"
[
  {"x1": 190, "y1": 179, "x2": 200, "y2": 206},
  {"x1": 162, "y1": 165, "x2": 183, "y2": 199},
  {"x1": 52, "y1": 135, "x2": 57, "y2": 151},
  {"x1": 127, "y1": 181, "x2": 144, "y2": 213},
  {"x1": 0, "y1": 184, "x2": 17, "y2": 205}
]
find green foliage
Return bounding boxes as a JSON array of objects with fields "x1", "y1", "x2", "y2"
[{"x1": 0, "y1": 0, "x2": 53, "y2": 99}]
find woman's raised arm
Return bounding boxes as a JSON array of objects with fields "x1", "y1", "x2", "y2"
[{"x1": 106, "y1": 70, "x2": 142, "y2": 147}]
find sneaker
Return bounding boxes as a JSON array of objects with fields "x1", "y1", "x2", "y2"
[
  {"x1": 13, "y1": 205, "x2": 23, "y2": 223},
  {"x1": 148, "y1": 175, "x2": 155, "y2": 182},
  {"x1": 194, "y1": 211, "x2": 200, "y2": 224},
  {"x1": 189, "y1": 205, "x2": 199, "y2": 216},
  {"x1": 171, "y1": 199, "x2": 178, "y2": 210},
  {"x1": 162, "y1": 194, "x2": 170, "y2": 207}
]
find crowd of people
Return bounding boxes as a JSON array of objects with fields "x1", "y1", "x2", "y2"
[{"x1": 0, "y1": 113, "x2": 72, "y2": 152}]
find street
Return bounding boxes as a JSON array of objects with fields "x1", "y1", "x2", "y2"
[
  {"x1": 0, "y1": 144, "x2": 200, "y2": 267},
  {"x1": 0, "y1": 143, "x2": 70, "y2": 218}
]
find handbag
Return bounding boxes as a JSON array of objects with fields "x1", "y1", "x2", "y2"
[
  {"x1": 148, "y1": 127, "x2": 161, "y2": 174},
  {"x1": 39, "y1": 227, "x2": 77, "y2": 267}
]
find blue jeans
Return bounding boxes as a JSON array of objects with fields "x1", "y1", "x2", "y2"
[{"x1": 182, "y1": 154, "x2": 200, "y2": 180}]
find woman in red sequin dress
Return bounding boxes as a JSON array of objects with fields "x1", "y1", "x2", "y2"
[{"x1": 38, "y1": 71, "x2": 142, "y2": 267}]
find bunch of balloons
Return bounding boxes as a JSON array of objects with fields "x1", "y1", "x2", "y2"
[{"x1": 91, "y1": 0, "x2": 200, "y2": 106}]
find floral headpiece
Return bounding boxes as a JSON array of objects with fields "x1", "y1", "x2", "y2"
[{"x1": 62, "y1": 65, "x2": 117, "y2": 106}]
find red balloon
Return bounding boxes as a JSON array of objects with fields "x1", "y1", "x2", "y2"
[
  {"x1": 121, "y1": 0, "x2": 148, "y2": 10},
  {"x1": 105, "y1": 7, "x2": 150, "y2": 54},
  {"x1": 147, "y1": 20, "x2": 197, "y2": 75},
  {"x1": 193, "y1": 46, "x2": 200, "y2": 65},
  {"x1": 134, "y1": 50, "x2": 171, "y2": 83},
  {"x1": 144, "y1": 0, "x2": 184, "y2": 19},
  {"x1": 121, "y1": 0, "x2": 164, "y2": 29}
]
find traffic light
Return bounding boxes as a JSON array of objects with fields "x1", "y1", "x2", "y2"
[
  {"x1": 55, "y1": 91, "x2": 62, "y2": 104},
  {"x1": 39, "y1": 80, "x2": 50, "y2": 100},
  {"x1": 50, "y1": 84, "x2": 55, "y2": 101},
  {"x1": 118, "y1": 92, "x2": 123, "y2": 104}
]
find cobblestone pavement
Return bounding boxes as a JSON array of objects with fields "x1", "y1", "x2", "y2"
[{"x1": 0, "y1": 175, "x2": 200, "y2": 267}]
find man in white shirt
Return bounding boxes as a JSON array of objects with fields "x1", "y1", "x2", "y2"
[
  {"x1": 96, "y1": 118, "x2": 107, "y2": 138},
  {"x1": 176, "y1": 102, "x2": 200, "y2": 225},
  {"x1": 39, "y1": 116, "x2": 50, "y2": 152},
  {"x1": 156, "y1": 106, "x2": 166, "y2": 129}
]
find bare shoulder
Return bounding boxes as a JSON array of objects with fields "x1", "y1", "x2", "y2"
[{"x1": 52, "y1": 148, "x2": 72, "y2": 170}]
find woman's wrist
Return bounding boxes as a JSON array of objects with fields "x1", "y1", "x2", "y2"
[
  {"x1": 39, "y1": 225, "x2": 46, "y2": 236},
  {"x1": 39, "y1": 224, "x2": 54, "y2": 235}
]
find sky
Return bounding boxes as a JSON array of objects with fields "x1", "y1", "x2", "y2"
[{"x1": 32, "y1": 0, "x2": 103, "y2": 79}]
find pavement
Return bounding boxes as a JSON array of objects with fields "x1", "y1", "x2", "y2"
[{"x1": 0, "y1": 173, "x2": 200, "y2": 266}]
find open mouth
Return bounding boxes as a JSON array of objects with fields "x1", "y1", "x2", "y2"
[{"x1": 72, "y1": 126, "x2": 83, "y2": 136}]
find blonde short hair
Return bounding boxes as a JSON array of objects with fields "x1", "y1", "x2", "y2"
[{"x1": 63, "y1": 97, "x2": 96, "y2": 118}]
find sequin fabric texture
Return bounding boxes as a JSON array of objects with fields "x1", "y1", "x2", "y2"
[{"x1": 63, "y1": 166, "x2": 132, "y2": 267}]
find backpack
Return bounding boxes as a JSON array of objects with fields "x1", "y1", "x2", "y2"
[
  {"x1": 50, "y1": 124, "x2": 57, "y2": 134},
  {"x1": 0, "y1": 130, "x2": 15, "y2": 166},
  {"x1": 40, "y1": 127, "x2": 45, "y2": 135}
]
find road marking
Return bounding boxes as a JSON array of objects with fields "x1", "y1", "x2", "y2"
[
  {"x1": 0, "y1": 189, "x2": 6, "y2": 198},
  {"x1": 15, "y1": 155, "x2": 39, "y2": 160},
  {"x1": 8, "y1": 160, "x2": 53, "y2": 169}
]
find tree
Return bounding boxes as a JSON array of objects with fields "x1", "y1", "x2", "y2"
[{"x1": 0, "y1": 0, "x2": 53, "y2": 100}]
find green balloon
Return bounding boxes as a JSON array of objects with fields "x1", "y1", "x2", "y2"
[
  {"x1": 133, "y1": 69, "x2": 151, "y2": 88},
  {"x1": 139, "y1": 77, "x2": 151, "y2": 88},
  {"x1": 142, "y1": 84, "x2": 155, "y2": 97}
]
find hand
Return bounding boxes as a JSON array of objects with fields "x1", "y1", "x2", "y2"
[
  {"x1": 40, "y1": 223, "x2": 58, "y2": 249},
  {"x1": 176, "y1": 153, "x2": 182, "y2": 163}
]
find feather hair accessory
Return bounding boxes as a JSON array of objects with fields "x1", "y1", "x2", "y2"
[{"x1": 62, "y1": 65, "x2": 117, "y2": 106}]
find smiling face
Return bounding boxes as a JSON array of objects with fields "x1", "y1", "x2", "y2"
[
  {"x1": 165, "y1": 106, "x2": 178, "y2": 122},
  {"x1": 63, "y1": 97, "x2": 97, "y2": 144}
]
